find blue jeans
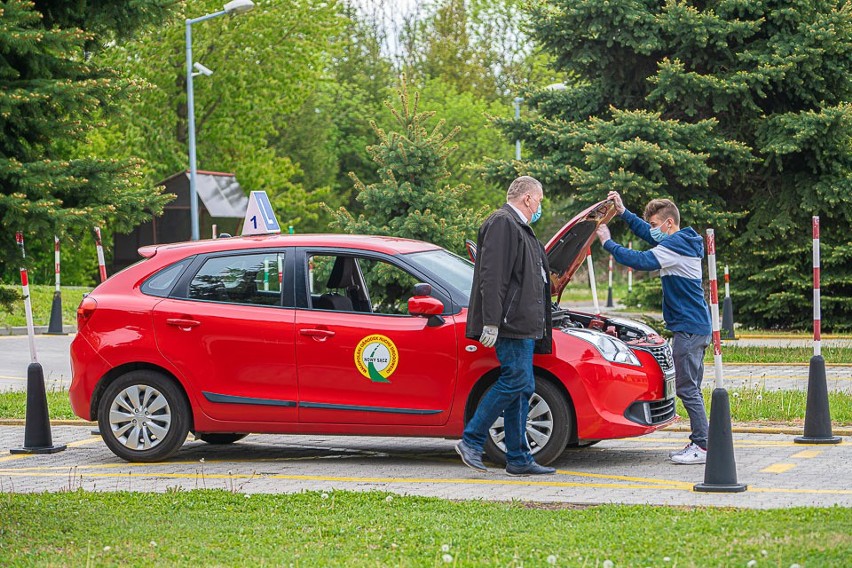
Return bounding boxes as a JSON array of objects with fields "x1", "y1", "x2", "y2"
[
  {"x1": 462, "y1": 337, "x2": 535, "y2": 467},
  {"x1": 672, "y1": 332, "x2": 711, "y2": 449}
]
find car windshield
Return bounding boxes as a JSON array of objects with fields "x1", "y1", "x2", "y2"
[{"x1": 405, "y1": 248, "x2": 473, "y2": 302}]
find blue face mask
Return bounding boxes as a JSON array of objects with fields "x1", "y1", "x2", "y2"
[
  {"x1": 531, "y1": 203, "x2": 542, "y2": 224},
  {"x1": 649, "y1": 226, "x2": 669, "y2": 243}
]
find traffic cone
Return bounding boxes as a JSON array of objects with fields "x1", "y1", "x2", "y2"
[
  {"x1": 45, "y1": 291, "x2": 66, "y2": 335},
  {"x1": 794, "y1": 355, "x2": 841, "y2": 444},
  {"x1": 10, "y1": 363, "x2": 67, "y2": 454},
  {"x1": 694, "y1": 388, "x2": 747, "y2": 493},
  {"x1": 721, "y1": 295, "x2": 735, "y2": 339}
]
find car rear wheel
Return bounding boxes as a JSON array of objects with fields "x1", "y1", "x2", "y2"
[
  {"x1": 196, "y1": 433, "x2": 248, "y2": 445},
  {"x1": 97, "y1": 371, "x2": 189, "y2": 462},
  {"x1": 483, "y1": 378, "x2": 573, "y2": 466}
]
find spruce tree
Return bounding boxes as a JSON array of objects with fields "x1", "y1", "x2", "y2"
[
  {"x1": 0, "y1": 0, "x2": 172, "y2": 285},
  {"x1": 486, "y1": 0, "x2": 852, "y2": 330},
  {"x1": 329, "y1": 77, "x2": 482, "y2": 254}
]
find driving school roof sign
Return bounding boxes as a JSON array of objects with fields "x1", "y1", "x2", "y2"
[{"x1": 241, "y1": 191, "x2": 281, "y2": 236}]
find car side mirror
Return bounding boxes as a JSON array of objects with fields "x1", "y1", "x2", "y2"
[{"x1": 408, "y1": 283, "x2": 445, "y2": 326}]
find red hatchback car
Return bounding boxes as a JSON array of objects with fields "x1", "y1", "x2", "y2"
[{"x1": 70, "y1": 200, "x2": 676, "y2": 463}]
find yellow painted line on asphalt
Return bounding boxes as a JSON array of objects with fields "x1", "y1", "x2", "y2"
[
  {"x1": 791, "y1": 449, "x2": 823, "y2": 459},
  {"x1": 0, "y1": 437, "x2": 102, "y2": 464},
  {"x1": 761, "y1": 463, "x2": 797, "y2": 474}
]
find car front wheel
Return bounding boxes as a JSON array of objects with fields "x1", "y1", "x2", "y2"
[
  {"x1": 483, "y1": 378, "x2": 573, "y2": 466},
  {"x1": 97, "y1": 371, "x2": 190, "y2": 462}
]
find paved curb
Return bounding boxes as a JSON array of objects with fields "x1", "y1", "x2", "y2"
[{"x1": 0, "y1": 419, "x2": 849, "y2": 437}]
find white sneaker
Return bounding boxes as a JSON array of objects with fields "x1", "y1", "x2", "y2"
[
  {"x1": 668, "y1": 443, "x2": 692, "y2": 458},
  {"x1": 670, "y1": 443, "x2": 706, "y2": 464}
]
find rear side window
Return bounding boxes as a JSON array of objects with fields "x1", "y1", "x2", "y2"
[
  {"x1": 141, "y1": 259, "x2": 192, "y2": 298},
  {"x1": 188, "y1": 252, "x2": 284, "y2": 307}
]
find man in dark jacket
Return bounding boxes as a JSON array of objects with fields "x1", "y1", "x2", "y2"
[
  {"x1": 596, "y1": 191, "x2": 712, "y2": 465},
  {"x1": 455, "y1": 176, "x2": 555, "y2": 476}
]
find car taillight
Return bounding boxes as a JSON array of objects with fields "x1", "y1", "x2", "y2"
[{"x1": 77, "y1": 296, "x2": 98, "y2": 328}]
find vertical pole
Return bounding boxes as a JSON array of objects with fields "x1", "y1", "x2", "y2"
[
  {"x1": 587, "y1": 253, "x2": 600, "y2": 315},
  {"x1": 627, "y1": 241, "x2": 633, "y2": 293},
  {"x1": 277, "y1": 254, "x2": 283, "y2": 287},
  {"x1": 263, "y1": 258, "x2": 270, "y2": 291},
  {"x1": 186, "y1": 20, "x2": 200, "y2": 241},
  {"x1": 54, "y1": 236, "x2": 61, "y2": 292},
  {"x1": 724, "y1": 265, "x2": 730, "y2": 298},
  {"x1": 212, "y1": 224, "x2": 217, "y2": 239},
  {"x1": 513, "y1": 97, "x2": 522, "y2": 161},
  {"x1": 813, "y1": 217, "x2": 821, "y2": 358},
  {"x1": 706, "y1": 229, "x2": 724, "y2": 389},
  {"x1": 606, "y1": 255, "x2": 614, "y2": 307},
  {"x1": 16, "y1": 233, "x2": 37, "y2": 364},
  {"x1": 94, "y1": 227, "x2": 107, "y2": 282}
]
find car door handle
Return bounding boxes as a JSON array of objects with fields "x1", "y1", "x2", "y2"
[
  {"x1": 166, "y1": 318, "x2": 201, "y2": 329},
  {"x1": 300, "y1": 328, "x2": 335, "y2": 341}
]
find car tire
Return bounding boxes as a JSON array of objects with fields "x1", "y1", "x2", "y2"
[
  {"x1": 97, "y1": 370, "x2": 190, "y2": 462},
  {"x1": 482, "y1": 378, "x2": 573, "y2": 466},
  {"x1": 196, "y1": 433, "x2": 248, "y2": 445}
]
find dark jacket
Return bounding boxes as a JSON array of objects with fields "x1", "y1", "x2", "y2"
[{"x1": 466, "y1": 204, "x2": 553, "y2": 353}]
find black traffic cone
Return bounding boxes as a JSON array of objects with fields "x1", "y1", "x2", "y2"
[
  {"x1": 721, "y1": 296, "x2": 735, "y2": 339},
  {"x1": 606, "y1": 286, "x2": 613, "y2": 308},
  {"x1": 694, "y1": 388, "x2": 747, "y2": 493},
  {"x1": 795, "y1": 355, "x2": 841, "y2": 444},
  {"x1": 45, "y1": 291, "x2": 66, "y2": 335},
  {"x1": 10, "y1": 363, "x2": 66, "y2": 454}
]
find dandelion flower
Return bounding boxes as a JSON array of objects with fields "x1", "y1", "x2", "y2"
[
  {"x1": 386, "y1": 495, "x2": 394, "y2": 503},
  {"x1": 321, "y1": 492, "x2": 329, "y2": 499},
  {"x1": 441, "y1": 544, "x2": 450, "y2": 552},
  {"x1": 603, "y1": 560, "x2": 614, "y2": 568},
  {"x1": 103, "y1": 546, "x2": 111, "y2": 552},
  {"x1": 747, "y1": 560, "x2": 757, "y2": 567},
  {"x1": 663, "y1": 557, "x2": 671, "y2": 562},
  {"x1": 761, "y1": 550, "x2": 767, "y2": 557},
  {"x1": 149, "y1": 541, "x2": 157, "y2": 547},
  {"x1": 547, "y1": 554, "x2": 558, "y2": 564},
  {"x1": 732, "y1": 392, "x2": 740, "y2": 398},
  {"x1": 442, "y1": 553, "x2": 453, "y2": 563}
]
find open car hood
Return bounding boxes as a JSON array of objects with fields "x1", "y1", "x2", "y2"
[{"x1": 544, "y1": 200, "x2": 617, "y2": 303}]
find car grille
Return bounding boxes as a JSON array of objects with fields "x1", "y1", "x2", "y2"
[
  {"x1": 648, "y1": 398, "x2": 676, "y2": 424},
  {"x1": 640, "y1": 343, "x2": 674, "y2": 373}
]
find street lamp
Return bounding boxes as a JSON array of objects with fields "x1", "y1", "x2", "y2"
[{"x1": 185, "y1": 0, "x2": 255, "y2": 241}]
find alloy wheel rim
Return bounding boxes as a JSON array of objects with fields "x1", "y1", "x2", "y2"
[
  {"x1": 108, "y1": 385, "x2": 172, "y2": 450},
  {"x1": 489, "y1": 393, "x2": 554, "y2": 455}
]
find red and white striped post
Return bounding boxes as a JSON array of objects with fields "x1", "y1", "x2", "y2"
[
  {"x1": 10, "y1": 233, "x2": 66, "y2": 454},
  {"x1": 46, "y1": 235, "x2": 66, "y2": 335},
  {"x1": 812, "y1": 217, "x2": 821, "y2": 357},
  {"x1": 16, "y1": 233, "x2": 37, "y2": 363},
  {"x1": 627, "y1": 241, "x2": 633, "y2": 293},
  {"x1": 94, "y1": 227, "x2": 107, "y2": 282},
  {"x1": 705, "y1": 229, "x2": 724, "y2": 389},
  {"x1": 724, "y1": 266, "x2": 730, "y2": 298},
  {"x1": 795, "y1": 216, "x2": 840, "y2": 444},
  {"x1": 606, "y1": 255, "x2": 614, "y2": 307},
  {"x1": 54, "y1": 236, "x2": 61, "y2": 293},
  {"x1": 694, "y1": 228, "x2": 746, "y2": 493}
]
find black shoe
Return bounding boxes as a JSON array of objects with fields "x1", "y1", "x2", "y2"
[
  {"x1": 455, "y1": 440, "x2": 487, "y2": 472},
  {"x1": 505, "y1": 461, "x2": 556, "y2": 476}
]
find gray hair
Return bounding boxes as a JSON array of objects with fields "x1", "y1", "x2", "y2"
[{"x1": 506, "y1": 176, "x2": 542, "y2": 202}]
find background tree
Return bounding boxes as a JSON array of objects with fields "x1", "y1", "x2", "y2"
[
  {"x1": 485, "y1": 0, "x2": 852, "y2": 330},
  {"x1": 0, "y1": 0, "x2": 175, "y2": 288},
  {"x1": 329, "y1": 77, "x2": 483, "y2": 254},
  {"x1": 92, "y1": 0, "x2": 341, "y2": 233}
]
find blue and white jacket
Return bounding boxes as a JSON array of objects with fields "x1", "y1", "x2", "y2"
[{"x1": 603, "y1": 208, "x2": 711, "y2": 335}]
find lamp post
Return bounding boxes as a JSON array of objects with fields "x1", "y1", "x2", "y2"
[{"x1": 185, "y1": 0, "x2": 255, "y2": 241}]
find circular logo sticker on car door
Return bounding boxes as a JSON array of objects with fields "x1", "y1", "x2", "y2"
[{"x1": 354, "y1": 334, "x2": 399, "y2": 383}]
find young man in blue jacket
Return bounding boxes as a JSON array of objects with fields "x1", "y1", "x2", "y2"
[{"x1": 595, "y1": 191, "x2": 711, "y2": 464}]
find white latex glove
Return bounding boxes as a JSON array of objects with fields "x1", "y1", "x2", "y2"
[
  {"x1": 596, "y1": 223, "x2": 611, "y2": 245},
  {"x1": 607, "y1": 191, "x2": 626, "y2": 215},
  {"x1": 479, "y1": 325, "x2": 498, "y2": 348}
]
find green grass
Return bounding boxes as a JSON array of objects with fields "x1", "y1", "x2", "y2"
[
  {"x1": 0, "y1": 284, "x2": 90, "y2": 328},
  {"x1": 677, "y1": 388, "x2": 852, "y2": 425},
  {"x1": 1, "y1": 490, "x2": 850, "y2": 566},
  {"x1": 708, "y1": 345, "x2": 852, "y2": 364},
  {"x1": 2, "y1": 386, "x2": 851, "y2": 426}
]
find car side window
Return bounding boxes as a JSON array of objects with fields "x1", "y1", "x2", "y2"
[
  {"x1": 306, "y1": 253, "x2": 419, "y2": 315},
  {"x1": 189, "y1": 252, "x2": 284, "y2": 306}
]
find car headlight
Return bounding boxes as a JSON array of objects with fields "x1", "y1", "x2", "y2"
[{"x1": 561, "y1": 328, "x2": 641, "y2": 366}]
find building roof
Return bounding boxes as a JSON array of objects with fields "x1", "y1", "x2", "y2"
[{"x1": 158, "y1": 170, "x2": 249, "y2": 218}]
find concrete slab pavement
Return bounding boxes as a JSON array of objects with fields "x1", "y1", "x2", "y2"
[{"x1": 1, "y1": 425, "x2": 849, "y2": 508}]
